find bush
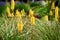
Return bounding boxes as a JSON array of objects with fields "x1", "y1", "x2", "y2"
[
  {"x1": 34, "y1": 6, "x2": 49, "y2": 17},
  {"x1": 14, "y1": 4, "x2": 30, "y2": 13},
  {"x1": 30, "y1": 2, "x2": 41, "y2": 7},
  {"x1": 0, "y1": 2, "x2": 7, "y2": 16}
]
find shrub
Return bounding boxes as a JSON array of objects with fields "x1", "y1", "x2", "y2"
[
  {"x1": 14, "y1": 4, "x2": 30, "y2": 13},
  {"x1": 34, "y1": 6, "x2": 49, "y2": 18},
  {"x1": 30, "y1": 2, "x2": 41, "y2": 7},
  {"x1": 0, "y1": 2, "x2": 7, "y2": 16}
]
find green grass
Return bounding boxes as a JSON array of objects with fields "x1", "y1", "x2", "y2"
[{"x1": 0, "y1": 16, "x2": 60, "y2": 40}]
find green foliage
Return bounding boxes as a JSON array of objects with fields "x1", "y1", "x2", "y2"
[
  {"x1": 59, "y1": 8, "x2": 60, "y2": 15},
  {"x1": 30, "y1": 2, "x2": 41, "y2": 7},
  {"x1": 14, "y1": 4, "x2": 30, "y2": 13},
  {"x1": 0, "y1": 4, "x2": 7, "y2": 16},
  {"x1": 34, "y1": 6, "x2": 49, "y2": 17}
]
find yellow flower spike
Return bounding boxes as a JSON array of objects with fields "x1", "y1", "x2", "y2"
[
  {"x1": 29, "y1": 9, "x2": 34, "y2": 17},
  {"x1": 51, "y1": 2, "x2": 55, "y2": 9},
  {"x1": 11, "y1": 0, "x2": 15, "y2": 11},
  {"x1": 11, "y1": 13, "x2": 14, "y2": 17},
  {"x1": 55, "y1": 7, "x2": 58, "y2": 17},
  {"x1": 16, "y1": 10, "x2": 21, "y2": 18},
  {"x1": 6, "y1": 7, "x2": 11, "y2": 17},
  {"x1": 21, "y1": 9, "x2": 25, "y2": 16},
  {"x1": 17, "y1": 21, "x2": 23, "y2": 32},
  {"x1": 6, "y1": 7, "x2": 10, "y2": 14},
  {"x1": 50, "y1": 10, "x2": 53, "y2": 15},
  {"x1": 55, "y1": 7, "x2": 58, "y2": 21},
  {"x1": 30, "y1": 16, "x2": 35, "y2": 25},
  {"x1": 44, "y1": 15, "x2": 48, "y2": 22}
]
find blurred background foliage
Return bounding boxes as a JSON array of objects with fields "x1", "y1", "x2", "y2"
[
  {"x1": 0, "y1": 3, "x2": 6, "y2": 16},
  {"x1": 0, "y1": 0, "x2": 58, "y2": 19},
  {"x1": 14, "y1": 4, "x2": 30, "y2": 13},
  {"x1": 0, "y1": 1, "x2": 48, "y2": 17}
]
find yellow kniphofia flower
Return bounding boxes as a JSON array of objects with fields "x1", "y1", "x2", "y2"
[
  {"x1": 17, "y1": 21, "x2": 23, "y2": 32},
  {"x1": 6, "y1": 7, "x2": 10, "y2": 14},
  {"x1": 55, "y1": 7, "x2": 58, "y2": 21},
  {"x1": 44, "y1": 15, "x2": 48, "y2": 22},
  {"x1": 11, "y1": 0, "x2": 15, "y2": 11},
  {"x1": 30, "y1": 16, "x2": 35, "y2": 25},
  {"x1": 6, "y1": 7, "x2": 11, "y2": 17},
  {"x1": 11, "y1": 13, "x2": 14, "y2": 17},
  {"x1": 50, "y1": 10, "x2": 53, "y2": 15},
  {"x1": 16, "y1": 10, "x2": 21, "y2": 18},
  {"x1": 51, "y1": 2, "x2": 55, "y2": 9},
  {"x1": 21, "y1": 9, "x2": 25, "y2": 16},
  {"x1": 29, "y1": 9, "x2": 34, "y2": 17},
  {"x1": 55, "y1": 7, "x2": 58, "y2": 17}
]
